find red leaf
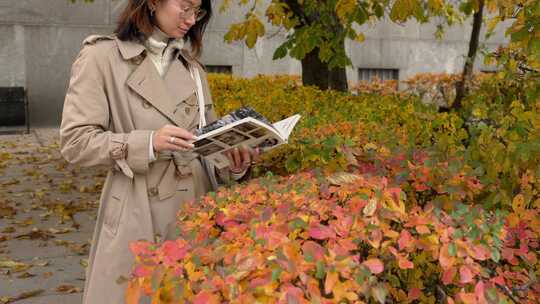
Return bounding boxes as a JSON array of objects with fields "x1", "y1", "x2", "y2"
[
  {"x1": 407, "y1": 287, "x2": 421, "y2": 301},
  {"x1": 308, "y1": 223, "x2": 335, "y2": 240},
  {"x1": 363, "y1": 258, "x2": 384, "y2": 274},
  {"x1": 133, "y1": 265, "x2": 153, "y2": 278},
  {"x1": 193, "y1": 290, "x2": 219, "y2": 304},
  {"x1": 474, "y1": 281, "x2": 488, "y2": 304},
  {"x1": 442, "y1": 267, "x2": 456, "y2": 285},
  {"x1": 459, "y1": 265, "x2": 474, "y2": 284},
  {"x1": 398, "y1": 230, "x2": 413, "y2": 251},
  {"x1": 302, "y1": 241, "x2": 325, "y2": 261},
  {"x1": 158, "y1": 240, "x2": 189, "y2": 266},
  {"x1": 129, "y1": 241, "x2": 153, "y2": 257}
]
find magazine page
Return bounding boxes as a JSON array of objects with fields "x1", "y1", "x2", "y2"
[
  {"x1": 192, "y1": 117, "x2": 284, "y2": 160},
  {"x1": 191, "y1": 107, "x2": 301, "y2": 165},
  {"x1": 272, "y1": 114, "x2": 301, "y2": 140}
]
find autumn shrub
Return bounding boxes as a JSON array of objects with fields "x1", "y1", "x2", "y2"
[{"x1": 126, "y1": 162, "x2": 539, "y2": 303}]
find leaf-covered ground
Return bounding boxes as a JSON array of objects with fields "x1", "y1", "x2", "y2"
[{"x1": 0, "y1": 129, "x2": 105, "y2": 303}]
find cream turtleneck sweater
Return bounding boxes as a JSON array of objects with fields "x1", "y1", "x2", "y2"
[{"x1": 145, "y1": 28, "x2": 248, "y2": 179}]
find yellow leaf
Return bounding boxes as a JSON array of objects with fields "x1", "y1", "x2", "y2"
[
  {"x1": 355, "y1": 32, "x2": 366, "y2": 42},
  {"x1": 363, "y1": 198, "x2": 377, "y2": 216},
  {"x1": 512, "y1": 194, "x2": 525, "y2": 214},
  {"x1": 327, "y1": 172, "x2": 361, "y2": 186}
]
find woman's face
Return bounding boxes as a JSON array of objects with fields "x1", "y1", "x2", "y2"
[{"x1": 153, "y1": 0, "x2": 202, "y2": 39}]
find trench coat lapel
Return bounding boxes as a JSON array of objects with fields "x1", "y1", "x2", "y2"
[{"x1": 163, "y1": 58, "x2": 198, "y2": 129}]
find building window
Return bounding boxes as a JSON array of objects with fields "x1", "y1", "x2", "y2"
[
  {"x1": 205, "y1": 65, "x2": 233, "y2": 74},
  {"x1": 480, "y1": 69, "x2": 497, "y2": 74},
  {"x1": 358, "y1": 68, "x2": 399, "y2": 82}
]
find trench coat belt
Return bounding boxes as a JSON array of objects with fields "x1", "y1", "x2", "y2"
[{"x1": 153, "y1": 151, "x2": 198, "y2": 201}]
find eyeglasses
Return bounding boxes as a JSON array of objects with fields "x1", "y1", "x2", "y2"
[{"x1": 178, "y1": 2, "x2": 207, "y2": 21}]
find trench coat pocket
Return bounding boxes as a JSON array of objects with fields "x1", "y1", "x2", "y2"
[{"x1": 103, "y1": 173, "x2": 130, "y2": 236}]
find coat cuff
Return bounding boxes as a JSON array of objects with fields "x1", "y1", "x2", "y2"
[
  {"x1": 149, "y1": 131, "x2": 157, "y2": 162},
  {"x1": 125, "y1": 130, "x2": 152, "y2": 175}
]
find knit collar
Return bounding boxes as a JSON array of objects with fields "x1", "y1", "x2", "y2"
[{"x1": 145, "y1": 26, "x2": 185, "y2": 55}]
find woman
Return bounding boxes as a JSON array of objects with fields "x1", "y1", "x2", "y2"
[{"x1": 59, "y1": 0, "x2": 258, "y2": 302}]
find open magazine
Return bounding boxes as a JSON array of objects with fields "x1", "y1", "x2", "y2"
[{"x1": 191, "y1": 107, "x2": 301, "y2": 167}]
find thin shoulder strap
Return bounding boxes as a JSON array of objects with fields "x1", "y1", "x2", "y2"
[{"x1": 188, "y1": 64, "x2": 207, "y2": 129}]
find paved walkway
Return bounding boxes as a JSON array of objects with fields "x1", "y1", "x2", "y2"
[{"x1": 0, "y1": 128, "x2": 105, "y2": 304}]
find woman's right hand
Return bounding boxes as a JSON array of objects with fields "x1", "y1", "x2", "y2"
[{"x1": 152, "y1": 125, "x2": 197, "y2": 152}]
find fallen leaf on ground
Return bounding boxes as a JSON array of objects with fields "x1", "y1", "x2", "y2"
[
  {"x1": 1, "y1": 227, "x2": 16, "y2": 233},
  {"x1": 16, "y1": 272, "x2": 36, "y2": 279},
  {"x1": 0, "y1": 259, "x2": 28, "y2": 271},
  {"x1": 0, "y1": 289, "x2": 44, "y2": 304},
  {"x1": 47, "y1": 227, "x2": 75, "y2": 234},
  {"x1": 55, "y1": 284, "x2": 81, "y2": 294},
  {"x1": 15, "y1": 228, "x2": 55, "y2": 241},
  {"x1": 80, "y1": 259, "x2": 88, "y2": 268},
  {"x1": 32, "y1": 260, "x2": 49, "y2": 267}
]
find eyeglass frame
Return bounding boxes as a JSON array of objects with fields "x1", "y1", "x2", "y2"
[{"x1": 177, "y1": 1, "x2": 207, "y2": 21}]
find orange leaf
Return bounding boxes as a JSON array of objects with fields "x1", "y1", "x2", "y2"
[
  {"x1": 397, "y1": 256, "x2": 414, "y2": 269},
  {"x1": 363, "y1": 258, "x2": 384, "y2": 274},
  {"x1": 193, "y1": 290, "x2": 220, "y2": 304},
  {"x1": 439, "y1": 244, "x2": 455, "y2": 269},
  {"x1": 125, "y1": 280, "x2": 141, "y2": 304},
  {"x1": 398, "y1": 230, "x2": 413, "y2": 251},
  {"x1": 415, "y1": 225, "x2": 430, "y2": 234},
  {"x1": 324, "y1": 271, "x2": 338, "y2": 295},
  {"x1": 457, "y1": 292, "x2": 477, "y2": 304}
]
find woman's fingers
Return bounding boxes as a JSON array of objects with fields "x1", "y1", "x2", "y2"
[
  {"x1": 168, "y1": 127, "x2": 197, "y2": 141},
  {"x1": 153, "y1": 125, "x2": 197, "y2": 152},
  {"x1": 240, "y1": 146, "x2": 251, "y2": 165},
  {"x1": 232, "y1": 147, "x2": 242, "y2": 168},
  {"x1": 251, "y1": 147, "x2": 260, "y2": 163}
]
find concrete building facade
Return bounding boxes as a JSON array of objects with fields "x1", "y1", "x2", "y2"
[{"x1": 0, "y1": 0, "x2": 509, "y2": 126}]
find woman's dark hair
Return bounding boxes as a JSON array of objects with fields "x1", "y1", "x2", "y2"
[{"x1": 115, "y1": 0, "x2": 212, "y2": 58}]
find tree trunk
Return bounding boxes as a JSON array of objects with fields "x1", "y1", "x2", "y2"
[
  {"x1": 453, "y1": 0, "x2": 484, "y2": 110},
  {"x1": 301, "y1": 47, "x2": 348, "y2": 91}
]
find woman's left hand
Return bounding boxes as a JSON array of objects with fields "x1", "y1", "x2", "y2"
[{"x1": 225, "y1": 145, "x2": 260, "y2": 174}]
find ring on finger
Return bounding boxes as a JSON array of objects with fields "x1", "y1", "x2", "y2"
[{"x1": 169, "y1": 136, "x2": 176, "y2": 144}]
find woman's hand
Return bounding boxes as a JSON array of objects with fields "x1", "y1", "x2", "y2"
[
  {"x1": 153, "y1": 125, "x2": 197, "y2": 152},
  {"x1": 225, "y1": 145, "x2": 260, "y2": 174}
]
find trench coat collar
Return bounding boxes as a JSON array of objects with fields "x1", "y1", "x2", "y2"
[
  {"x1": 114, "y1": 36, "x2": 197, "y2": 66},
  {"x1": 119, "y1": 38, "x2": 199, "y2": 129}
]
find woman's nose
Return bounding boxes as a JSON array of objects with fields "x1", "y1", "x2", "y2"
[{"x1": 184, "y1": 14, "x2": 196, "y2": 27}]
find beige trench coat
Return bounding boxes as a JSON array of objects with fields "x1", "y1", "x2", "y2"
[{"x1": 60, "y1": 35, "x2": 230, "y2": 304}]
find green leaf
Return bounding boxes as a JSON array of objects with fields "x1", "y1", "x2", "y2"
[
  {"x1": 372, "y1": 284, "x2": 388, "y2": 304},
  {"x1": 273, "y1": 44, "x2": 288, "y2": 60},
  {"x1": 491, "y1": 247, "x2": 501, "y2": 263},
  {"x1": 448, "y1": 243, "x2": 457, "y2": 257},
  {"x1": 316, "y1": 260, "x2": 326, "y2": 279}
]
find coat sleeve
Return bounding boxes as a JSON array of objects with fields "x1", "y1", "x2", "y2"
[{"x1": 59, "y1": 43, "x2": 152, "y2": 178}]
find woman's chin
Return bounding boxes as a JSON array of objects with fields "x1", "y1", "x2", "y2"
[{"x1": 172, "y1": 29, "x2": 187, "y2": 39}]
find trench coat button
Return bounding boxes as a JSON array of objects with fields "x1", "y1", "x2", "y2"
[
  {"x1": 148, "y1": 187, "x2": 158, "y2": 196},
  {"x1": 185, "y1": 107, "x2": 191, "y2": 114},
  {"x1": 142, "y1": 101, "x2": 152, "y2": 109}
]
